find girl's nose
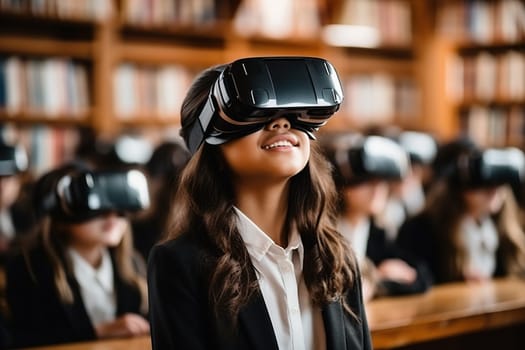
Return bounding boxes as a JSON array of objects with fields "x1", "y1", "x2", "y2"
[{"x1": 266, "y1": 117, "x2": 291, "y2": 131}]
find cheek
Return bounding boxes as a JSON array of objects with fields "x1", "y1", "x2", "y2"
[
  {"x1": 221, "y1": 136, "x2": 258, "y2": 170},
  {"x1": 70, "y1": 219, "x2": 127, "y2": 246},
  {"x1": 370, "y1": 187, "x2": 389, "y2": 214},
  {"x1": 488, "y1": 191, "x2": 504, "y2": 213},
  {"x1": 101, "y1": 219, "x2": 127, "y2": 246},
  {"x1": 345, "y1": 188, "x2": 371, "y2": 211}
]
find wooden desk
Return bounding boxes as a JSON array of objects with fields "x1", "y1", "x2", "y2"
[
  {"x1": 26, "y1": 336, "x2": 151, "y2": 350},
  {"x1": 366, "y1": 278, "x2": 525, "y2": 349},
  {"x1": 25, "y1": 278, "x2": 525, "y2": 350}
]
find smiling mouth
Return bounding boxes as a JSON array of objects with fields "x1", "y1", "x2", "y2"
[{"x1": 262, "y1": 140, "x2": 297, "y2": 150}]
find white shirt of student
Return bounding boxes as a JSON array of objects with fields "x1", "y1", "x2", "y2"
[
  {"x1": 235, "y1": 207, "x2": 326, "y2": 350},
  {"x1": 338, "y1": 217, "x2": 370, "y2": 264},
  {"x1": 0, "y1": 209, "x2": 15, "y2": 240},
  {"x1": 460, "y1": 216, "x2": 499, "y2": 279},
  {"x1": 68, "y1": 248, "x2": 117, "y2": 325}
]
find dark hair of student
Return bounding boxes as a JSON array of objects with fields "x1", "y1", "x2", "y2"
[{"x1": 167, "y1": 66, "x2": 359, "y2": 325}]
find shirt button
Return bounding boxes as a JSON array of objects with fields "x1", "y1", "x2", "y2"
[{"x1": 291, "y1": 306, "x2": 300, "y2": 314}]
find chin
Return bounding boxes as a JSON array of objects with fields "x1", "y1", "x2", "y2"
[{"x1": 102, "y1": 231, "x2": 125, "y2": 247}]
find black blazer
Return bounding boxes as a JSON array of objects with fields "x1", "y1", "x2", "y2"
[
  {"x1": 148, "y1": 233, "x2": 373, "y2": 350},
  {"x1": 366, "y1": 220, "x2": 432, "y2": 295},
  {"x1": 5, "y1": 241, "x2": 144, "y2": 348}
]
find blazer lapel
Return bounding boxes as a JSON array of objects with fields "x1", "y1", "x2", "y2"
[
  {"x1": 238, "y1": 291, "x2": 279, "y2": 350},
  {"x1": 323, "y1": 300, "x2": 347, "y2": 350},
  {"x1": 61, "y1": 275, "x2": 97, "y2": 339}
]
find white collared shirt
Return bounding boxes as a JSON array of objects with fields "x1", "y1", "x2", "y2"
[
  {"x1": 0, "y1": 210, "x2": 15, "y2": 239},
  {"x1": 234, "y1": 207, "x2": 326, "y2": 350},
  {"x1": 460, "y1": 216, "x2": 499, "y2": 279},
  {"x1": 338, "y1": 217, "x2": 370, "y2": 264},
  {"x1": 68, "y1": 248, "x2": 116, "y2": 325}
]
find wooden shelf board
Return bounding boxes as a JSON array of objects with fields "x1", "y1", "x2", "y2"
[
  {"x1": 118, "y1": 42, "x2": 225, "y2": 66},
  {"x1": 115, "y1": 116, "x2": 181, "y2": 127},
  {"x1": 0, "y1": 111, "x2": 92, "y2": 125},
  {"x1": 119, "y1": 21, "x2": 230, "y2": 41},
  {"x1": 0, "y1": 11, "x2": 99, "y2": 27},
  {"x1": 0, "y1": 35, "x2": 94, "y2": 59},
  {"x1": 326, "y1": 48, "x2": 415, "y2": 75},
  {"x1": 457, "y1": 99, "x2": 525, "y2": 108},
  {"x1": 457, "y1": 41, "x2": 525, "y2": 53},
  {"x1": 238, "y1": 34, "x2": 323, "y2": 49}
]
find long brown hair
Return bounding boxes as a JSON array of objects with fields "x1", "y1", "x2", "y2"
[{"x1": 166, "y1": 65, "x2": 359, "y2": 324}]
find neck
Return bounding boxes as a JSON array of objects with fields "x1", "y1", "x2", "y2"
[
  {"x1": 234, "y1": 179, "x2": 290, "y2": 247},
  {"x1": 70, "y1": 243, "x2": 105, "y2": 268},
  {"x1": 343, "y1": 210, "x2": 368, "y2": 227}
]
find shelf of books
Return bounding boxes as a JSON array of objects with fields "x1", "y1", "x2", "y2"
[
  {"x1": 1, "y1": 0, "x2": 426, "y2": 173},
  {"x1": 322, "y1": 0, "x2": 420, "y2": 132},
  {"x1": 437, "y1": 0, "x2": 525, "y2": 148}
]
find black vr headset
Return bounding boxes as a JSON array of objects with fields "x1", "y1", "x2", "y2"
[
  {"x1": 52, "y1": 169, "x2": 150, "y2": 222},
  {"x1": 0, "y1": 144, "x2": 28, "y2": 176},
  {"x1": 331, "y1": 136, "x2": 410, "y2": 186},
  {"x1": 187, "y1": 56, "x2": 344, "y2": 154},
  {"x1": 398, "y1": 131, "x2": 437, "y2": 165},
  {"x1": 453, "y1": 148, "x2": 525, "y2": 189}
]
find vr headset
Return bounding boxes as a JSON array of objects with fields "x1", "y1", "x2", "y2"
[
  {"x1": 453, "y1": 147, "x2": 525, "y2": 189},
  {"x1": 331, "y1": 136, "x2": 410, "y2": 186},
  {"x1": 54, "y1": 169, "x2": 150, "y2": 222},
  {"x1": 398, "y1": 131, "x2": 437, "y2": 165},
  {"x1": 187, "y1": 56, "x2": 344, "y2": 153},
  {"x1": 0, "y1": 144, "x2": 28, "y2": 176}
]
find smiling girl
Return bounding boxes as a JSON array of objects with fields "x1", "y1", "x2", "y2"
[{"x1": 147, "y1": 58, "x2": 372, "y2": 350}]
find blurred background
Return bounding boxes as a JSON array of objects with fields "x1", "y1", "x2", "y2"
[{"x1": 0, "y1": 0, "x2": 523, "y2": 177}]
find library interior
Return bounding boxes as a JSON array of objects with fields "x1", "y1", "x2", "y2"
[{"x1": 0, "y1": 0, "x2": 525, "y2": 350}]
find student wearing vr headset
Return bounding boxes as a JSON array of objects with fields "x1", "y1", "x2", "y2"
[
  {"x1": 397, "y1": 138, "x2": 525, "y2": 284},
  {"x1": 323, "y1": 134, "x2": 432, "y2": 302},
  {"x1": 147, "y1": 57, "x2": 372, "y2": 350},
  {"x1": 0, "y1": 142, "x2": 33, "y2": 257},
  {"x1": 380, "y1": 131, "x2": 438, "y2": 241},
  {"x1": 132, "y1": 141, "x2": 191, "y2": 261},
  {"x1": 4, "y1": 163, "x2": 151, "y2": 348}
]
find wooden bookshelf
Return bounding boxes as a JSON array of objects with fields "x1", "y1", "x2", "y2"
[
  {"x1": 430, "y1": 0, "x2": 525, "y2": 147},
  {"x1": 0, "y1": 0, "x2": 435, "y2": 171}
]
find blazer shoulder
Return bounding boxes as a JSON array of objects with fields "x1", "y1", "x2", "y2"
[
  {"x1": 148, "y1": 233, "x2": 213, "y2": 279},
  {"x1": 151, "y1": 234, "x2": 204, "y2": 261},
  {"x1": 5, "y1": 241, "x2": 53, "y2": 287}
]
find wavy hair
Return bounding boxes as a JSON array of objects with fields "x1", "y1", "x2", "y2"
[{"x1": 165, "y1": 65, "x2": 359, "y2": 324}]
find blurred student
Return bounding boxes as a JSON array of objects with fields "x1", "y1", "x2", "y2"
[
  {"x1": 0, "y1": 142, "x2": 33, "y2": 257},
  {"x1": 132, "y1": 141, "x2": 190, "y2": 260},
  {"x1": 325, "y1": 134, "x2": 432, "y2": 301},
  {"x1": 148, "y1": 57, "x2": 372, "y2": 349},
  {"x1": 5, "y1": 163, "x2": 150, "y2": 348},
  {"x1": 380, "y1": 131, "x2": 437, "y2": 240},
  {"x1": 397, "y1": 140, "x2": 525, "y2": 284}
]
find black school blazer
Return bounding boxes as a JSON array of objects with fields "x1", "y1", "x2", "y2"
[
  {"x1": 5, "y1": 242, "x2": 144, "y2": 349},
  {"x1": 148, "y1": 233, "x2": 373, "y2": 350},
  {"x1": 366, "y1": 219, "x2": 432, "y2": 295}
]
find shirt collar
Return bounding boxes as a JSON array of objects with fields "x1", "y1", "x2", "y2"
[
  {"x1": 234, "y1": 206, "x2": 304, "y2": 265},
  {"x1": 68, "y1": 248, "x2": 114, "y2": 293}
]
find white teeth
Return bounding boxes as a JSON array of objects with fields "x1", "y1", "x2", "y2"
[{"x1": 263, "y1": 140, "x2": 294, "y2": 149}]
